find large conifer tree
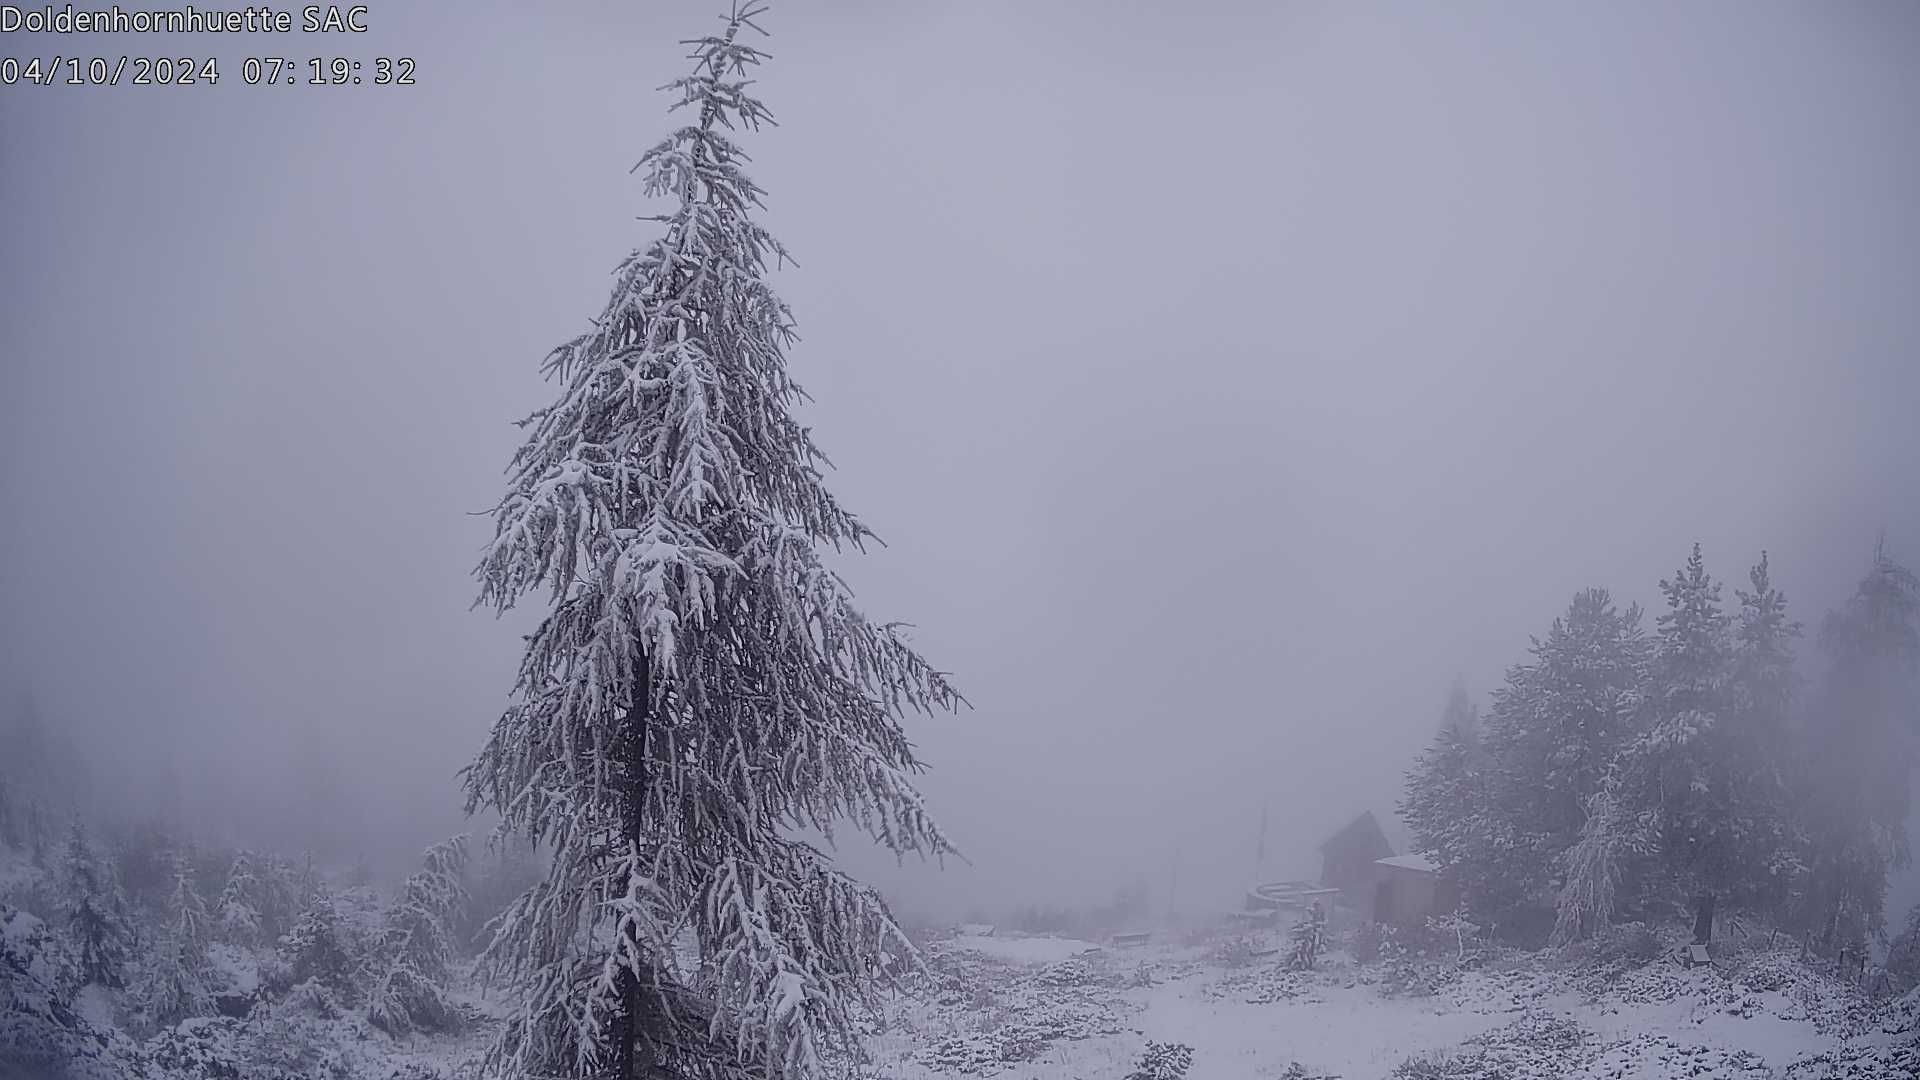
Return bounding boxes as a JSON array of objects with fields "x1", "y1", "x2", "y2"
[
  {"x1": 463, "y1": 5, "x2": 961, "y2": 1077},
  {"x1": 1618, "y1": 544, "x2": 1736, "y2": 919},
  {"x1": 1727, "y1": 552, "x2": 1804, "y2": 914},
  {"x1": 1479, "y1": 588, "x2": 1650, "y2": 908},
  {"x1": 1799, "y1": 540, "x2": 1919, "y2": 950}
]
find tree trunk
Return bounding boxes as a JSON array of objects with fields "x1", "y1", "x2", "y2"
[
  {"x1": 1692, "y1": 892, "x2": 1716, "y2": 945},
  {"x1": 616, "y1": 653, "x2": 654, "y2": 1080}
]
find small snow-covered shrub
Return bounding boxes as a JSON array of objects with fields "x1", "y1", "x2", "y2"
[
  {"x1": 1289, "y1": 906, "x2": 1327, "y2": 971},
  {"x1": 1375, "y1": 924, "x2": 1462, "y2": 998},
  {"x1": 1350, "y1": 921, "x2": 1383, "y2": 964},
  {"x1": 1203, "y1": 934, "x2": 1259, "y2": 970},
  {"x1": 280, "y1": 976, "x2": 344, "y2": 1020},
  {"x1": 1729, "y1": 948, "x2": 1802, "y2": 993},
  {"x1": 1783, "y1": 1038, "x2": 1920, "y2": 1080},
  {"x1": 381, "y1": 1065, "x2": 452, "y2": 1080},
  {"x1": 1571, "y1": 1033, "x2": 1771, "y2": 1080},
  {"x1": 234, "y1": 1011, "x2": 356, "y2": 1080},
  {"x1": 1205, "y1": 965, "x2": 1310, "y2": 1005},
  {"x1": 364, "y1": 962, "x2": 458, "y2": 1035},
  {"x1": 1126, "y1": 1040, "x2": 1194, "y2": 1080},
  {"x1": 1391, "y1": 1013, "x2": 1592, "y2": 1080},
  {"x1": 919, "y1": 1031, "x2": 1007, "y2": 1075},
  {"x1": 276, "y1": 892, "x2": 355, "y2": 1000},
  {"x1": 142, "y1": 1015, "x2": 247, "y2": 1079},
  {"x1": 1037, "y1": 955, "x2": 1098, "y2": 987}
]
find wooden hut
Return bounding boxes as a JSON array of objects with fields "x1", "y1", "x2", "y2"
[
  {"x1": 1317, "y1": 811, "x2": 1394, "y2": 908},
  {"x1": 1369, "y1": 852, "x2": 1459, "y2": 926}
]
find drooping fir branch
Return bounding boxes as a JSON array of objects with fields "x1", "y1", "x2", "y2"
[{"x1": 463, "y1": 5, "x2": 961, "y2": 1078}]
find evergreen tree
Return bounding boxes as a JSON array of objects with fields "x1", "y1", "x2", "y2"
[
  {"x1": 257, "y1": 853, "x2": 310, "y2": 943},
  {"x1": 1887, "y1": 902, "x2": 1920, "y2": 992},
  {"x1": 1477, "y1": 588, "x2": 1651, "y2": 913},
  {"x1": 1612, "y1": 544, "x2": 1736, "y2": 923},
  {"x1": 1287, "y1": 903, "x2": 1326, "y2": 971},
  {"x1": 1400, "y1": 719, "x2": 1511, "y2": 921},
  {"x1": 462, "y1": 5, "x2": 962, "y2": 1077},
  {"x1": 366, "y1": 835, "x2": 472, "y2": 1034},
  {"x1": 1727, "y1": 552, "x2": 1804, "y2": 914},
  {"x1": 1439, "y1": 677, "x2": 1479, "y2": 741},
  {"x1": 279, "y1": 886, "x2": 355, "y2": 996},
  {"x1": 215, "y1": 849, "x2": 265, "y2": 946},
  {"x1": 57, "y1": 823, "x2": 134, "y2": 989},
  {"x1": 133, "y1": 852, "x2": 214, "y2": 1030},
  {"x1": 1798, "y1": 540, "x2": 1920, "y2": 951},
  {"x1": 1550, "y1": 788, "x2": 1649, "y2": 944}
]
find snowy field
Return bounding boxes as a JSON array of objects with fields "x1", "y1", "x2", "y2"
[{"x1": 856, "y1": 920, "x2": 1919, "y2": 1080}]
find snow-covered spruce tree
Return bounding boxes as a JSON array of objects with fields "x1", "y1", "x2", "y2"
[
  {"x1": 1610, "y1": 545, "x2": 1735, "y2": 927},
  {"x1": 215, "y1": 849, "x2": 265, "y2": 946},
  {"x1": 1727, "y1": 552, "x2": 1804, "y2": 916},
  {"x1": 462, "y1": 5, "x2": 961, "y2": 1078},
  {"x1": 1550, "y1": 787, "x2": 1650, "y2": 945},
  {"x1": 58, "y1": 823, "x2": 134, "y2": 989},
  {"x1": 1400, "y1": 709, "x2": 1503, "y2": 919},
  {"x1": 258, "y1": 853, "x2": 312, "y2": 942},
  {"x1": 278, "y1": 885, "x2": 355, "y2": 998},
  {"x1": 366, "y1": 834, "x2": 471, "y2": 1035},
  {"x1": 1438, "y1": 677, "x2": 1478, "y2": 741},
  {"x1": 133, "y1": 851, "x2": 214, "y2": 1030},
  {"x1": 1474, "y1": 589, "x2": 1651, "y2": 920}
]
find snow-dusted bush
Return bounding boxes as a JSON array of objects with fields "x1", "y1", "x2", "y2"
[
  {"x1": 1350, "y1": 921, "x2": 1384, "y2": 964},
  {"x1": 275, "y1": 889, "x2": 355, "y2": 998},
  {"x1": 1288, "y1": 905, "x2": 1326, "y2": 971},
  {"x1": 0, "y1": 902, "x2": 129, "y2": 1079},
  {"x1": 143, "y1": 1009, "x2": 357, "y2": 1080},
  {"x1": 1391, "y1": 1013, "x2": 1592, "y2": 1080},
  {"x1": 1036, "y1": 955, "x2": 1099, "y2": 987},
  {"x1": 1573, "y1": 1033, "x2": 1771, "y2": 1080},
  {"x1": 364, "y1": 835, "x2": 469, "y2": 1035},
  {"x1": 1126, "y1": 1041, "x2": 1194, "y2": 1080},
  {"x1": 1202, "y1": 934, "x2": 1259, "y2": 970}
]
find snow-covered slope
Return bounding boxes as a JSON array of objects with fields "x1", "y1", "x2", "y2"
[{"x1": 862, "y1": 927, "x2": 1920, "y2": 1080}]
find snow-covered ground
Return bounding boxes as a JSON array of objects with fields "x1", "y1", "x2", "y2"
[
  {"x1": 860, "y1": 922, "x2": 1920, "y2": 1080},
  {"x1": 5, "y1": 817, "x2": 1915, "y2": 1080}
]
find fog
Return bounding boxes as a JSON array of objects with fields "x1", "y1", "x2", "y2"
[{"x1": 3, "y1": 1, "x2": 1918, "y2": 925}]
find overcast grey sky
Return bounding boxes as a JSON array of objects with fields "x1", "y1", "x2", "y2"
[{"x1": 3, "y1": 1, "x2": 1918, "y2": 918}]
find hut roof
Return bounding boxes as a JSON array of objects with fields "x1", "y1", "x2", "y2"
[{"x1": 1318, "y1": 810, "x2": 1394, "y2": 861}]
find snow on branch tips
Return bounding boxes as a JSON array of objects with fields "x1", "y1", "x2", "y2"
[{"x1": 461, "y1": 4, "x2": 961, "y2": 1078}]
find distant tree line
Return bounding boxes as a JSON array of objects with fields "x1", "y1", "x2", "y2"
[
  {"x1": 0, "y1": 699, "x2": 548, "y2": 1059},
  {"x1": 1401, "y1": 540, "x2": 1920, "y2": 962}
]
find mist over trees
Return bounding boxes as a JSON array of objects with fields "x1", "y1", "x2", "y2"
[{"x1": 1402, "y1": 541, "x2": 1920, "y2": 957}]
